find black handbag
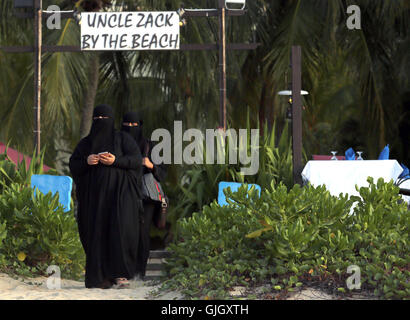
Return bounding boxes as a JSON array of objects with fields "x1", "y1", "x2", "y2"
[{"x1": 141, "y1": 143, "x2": 168, "y2": 229}]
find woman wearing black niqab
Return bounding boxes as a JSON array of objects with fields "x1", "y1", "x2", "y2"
[
  {"x1": 121, "y1": 111, "x2": 167, "y2": 279},
  {"x1": 69, "y1": 105, "x2": 143, "y2": 289}
]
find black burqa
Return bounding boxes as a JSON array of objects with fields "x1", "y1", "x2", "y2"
[
  {"x1": 121, "y1": 111, "x2": 167, "y2": 277},
  {"x1": 69, "y1": 105, "x2": 143, "y2": 288}
]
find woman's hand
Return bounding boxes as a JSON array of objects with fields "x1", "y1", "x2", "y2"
[
  {"x1": 87, "y1": 154, "x2": 99, "y2": 165},
  {"x1": 99, "y1": 153, "x2": 116, "y2": 166},
  {"x1": 142, "y1": 157, "x2": 154, "y2": 170}
]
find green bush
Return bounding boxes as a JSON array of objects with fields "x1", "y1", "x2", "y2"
[
  {"x1": 0, "y1": 182, "x2": 85, "y2": 280},
  {"x1": 166, "y1": 120, "x2": 302, "y2": 238},
  {"x1": 162, "y1": 178, "x2": 409, "y2": 300},
  {"x1": 0, "y1": 221, "x2": 7, "y2": 266},
  {"x1": 0, "y1": 147, "x2": 84, "y2": 280},
  {"x1": 0, "y1": 147, "x2": 57, "y2": 191}
]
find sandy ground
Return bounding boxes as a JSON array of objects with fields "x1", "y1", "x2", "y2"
[
  {"x1": 0, "y1": 273, "x2": 376, "y2": 300},
  {"x1": 0, "y1": 273, "x2": 183, "y2": 300}
]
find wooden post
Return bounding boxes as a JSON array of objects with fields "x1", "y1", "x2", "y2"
[
  {"x1": 218, "y1": 0, "x2": 227, "y2": 131},
  {"x1": 291, "y1": 46, "x2": 302, "y2": 185},
  {"x1": 33, "y1": 0, "x2": 42, "y2": 155}
]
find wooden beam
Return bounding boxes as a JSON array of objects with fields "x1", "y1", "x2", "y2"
[
  {"x1": 218, "y1": 0, "x2": 227, "y2": 131},
  {"x1": 184, "y1": 9, "x2": 245, "y2": 17},
  {"x1": 33, "y1": 0, "x2": 42, "y2": 155},
  {"x1": 14, "y1": 11, "x2": 75, "y2": 19},
  {"x1": 291, "y1": 46, "x2": 303, "y2": 186},
  {"x1": 13, "y1": 9, "x2": 246, "y2": 19},
  {"x1": 0, "y1": 43, "x2": 259, "y2": 53},
  {"x1": 182, "y1": 43, "x2": 217, "y2": 51},
  {"x1": 227, "y1": 43, "x2": 259, "y2": 50},
  {"x1": 0, "y1": 46, "x2": 34, "y2": 53}
]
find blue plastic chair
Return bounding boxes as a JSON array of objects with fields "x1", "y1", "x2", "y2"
[
  {"x1": 378, "y1": 144, "x2": 390, "y2": 160},
  {"x1": 398, "y1": 164, "x2": 409, "y2": 180},
  {"x1": 218, "y1": 181, "x2": 261, "y2": 206},
  {"x1": 396, "y1": 163, "x2": 410, "y2": 187},
  {"x1": 31, "y1": 175, "x2": 73, "y2": 212},
  {"x1": 345, "y1": 147, "x2": 356, "y2": 160}
]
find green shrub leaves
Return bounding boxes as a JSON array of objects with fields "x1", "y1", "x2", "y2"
[
  {"x1": 163, "y1": 178, "x2": 409, "y2": 300},
  {"x1": 0, "y1": 148, "x2": 84, "y2": 280},
  {"x1": 0, "y1": 182, "x2": 85, "y2": 279}
]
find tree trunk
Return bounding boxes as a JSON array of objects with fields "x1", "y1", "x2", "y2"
[
  {"x1": 260, "y1": 78, "x2": 275, "y2": 135},
  {"x1": 80, "y1": 53, "x2": 100, "y2": 139},
  {"x1": 266, "y1": 80, "x2": 275, "y2": 132},
  {"x1": 259, "y1": 82, "x2": 266, "y2": 137}
]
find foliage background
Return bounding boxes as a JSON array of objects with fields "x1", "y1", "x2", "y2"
[
  {"x1": 0, "y1": 0, "x2": 409, "y2": 242},
  {"x1": 1, "y1": 0, "x2": 409, "y2": 169},
  {"x1": 0, "y1": 150, "x2": 85, "y2": 280},
  {"x1": 163, "y1": 178, "x2": 409, "y2": 300}
]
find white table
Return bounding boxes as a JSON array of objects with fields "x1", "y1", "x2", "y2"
[{"x1": 301, "y1": 160, "x2": 403, "y2": 198}]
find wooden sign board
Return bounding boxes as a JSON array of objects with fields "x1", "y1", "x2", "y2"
[{"x1": 81, "y1": 12, "x2": 180, "y2": 51}]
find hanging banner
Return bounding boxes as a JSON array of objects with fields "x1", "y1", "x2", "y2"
[{"x1": 81, "y1": 12, "x2": 180, "y2": 51}]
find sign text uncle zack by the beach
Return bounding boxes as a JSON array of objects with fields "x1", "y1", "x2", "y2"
[{"x1": 81, "y1": 12, "x2": 180, "y2": 51}]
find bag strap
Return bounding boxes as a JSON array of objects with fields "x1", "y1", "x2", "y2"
[
  {"x1": 153, "y1": 180, "x2": 168, "y2": 207},
  {"x1": 154, "y1": 180, "x2": 162, "y2": 201},
  {"x1": 143, "y1": 140, "x2": 149, "y2": 158}
]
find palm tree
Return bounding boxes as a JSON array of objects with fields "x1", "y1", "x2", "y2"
[
  {"x1": 70, "y1": 0, "x2": 113, "y2": 139},
  {"x1": 1, "y1": 0, "x2": 409, "y2": 168},
  {"x1": 249, "y1": 0, "x2": 409, "y2": 160}
]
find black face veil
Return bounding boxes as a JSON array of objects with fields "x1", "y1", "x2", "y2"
[
  {"x1": 88, "y1": 104, "x2": 115, "y2": 154},
  {"x1": 121, "y1": 111, "x2": 145, "y2": 154}
]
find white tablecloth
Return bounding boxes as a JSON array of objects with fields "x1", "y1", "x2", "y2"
[{"x1": 301, "y1": 160, "x2": 403, "y2": 198}]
